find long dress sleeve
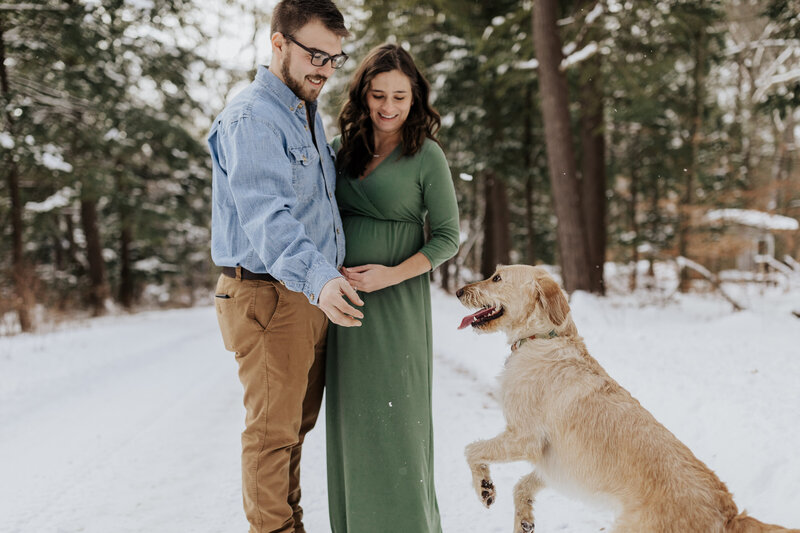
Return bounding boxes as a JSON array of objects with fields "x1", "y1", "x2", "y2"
[{"x1": 417, "y1": 141, "x2": 460, "y2": 270}]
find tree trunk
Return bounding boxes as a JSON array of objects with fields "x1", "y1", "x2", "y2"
[
  {"x1": 735, "y1": 58, "x2": 754, "y2": 190},
  {"x1": 531, "y1": 0, "x2": 592, "y2": 292},
  {"x1": 119, "y1": 220, "x2": 134, "y2": 308},
  {"x1": 439, "y1": 257, "x2": 451, "y2": 293},
  {"x1": 64, "y1": 213, "x2": 85, "y2": 275},
  {"x1": 579, "y1": 52, "x2": 607, "y2": 294},
  {"x1": 525, "y1": 173, "x2": 536, "y2": 265},
  {"x1": 648, "y1": 173, "x2": 659, "y2": 278},
  {"x1": 116, "y1": 169, "x2": 135, "y2": 309},
  {"x1": 772, "y1": 111, "x2": 794, "y2": 213},
  {"x1": 470, "y1": 175, "x2": 480, "y2": 274},
  {"x1": 80, "y1": 197, "x2": 109, "y2": 316},
  {"x1": 524, "y1": 83, "x2": 537, "y2": 265},
  {"x1": 629, "y1": 130, "x2": 640, "y2": 292},
  {"x1": 678, "y1": 28, "x2": 706, "y2": 292},
  {"x1": 480, "y1": 171, "x2": 511, "y2": 278},
  {"x1": 1, "y1": 18, "x2": 34, "y2": 331}
]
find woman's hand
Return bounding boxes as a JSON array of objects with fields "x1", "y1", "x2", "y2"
[{"x1": 342, "y1": 264, "x2": 399, "y2": 293}]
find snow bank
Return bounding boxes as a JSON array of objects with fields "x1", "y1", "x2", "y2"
[{"x1": 706, "y1": 208, "x2": 799, "y2": 231}]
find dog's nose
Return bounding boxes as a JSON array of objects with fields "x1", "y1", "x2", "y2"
[{"x1": 456, "y1": 288, "x2": 464, "y2": 298}]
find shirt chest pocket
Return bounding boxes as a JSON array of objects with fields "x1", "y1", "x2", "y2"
[{"x1": 289, "y1": 145, "x2": 320, "y2": 201}]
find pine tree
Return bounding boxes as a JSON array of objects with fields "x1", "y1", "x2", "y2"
[{"x1": 1, "y1": 0, "x2": 213, "y2": 327}]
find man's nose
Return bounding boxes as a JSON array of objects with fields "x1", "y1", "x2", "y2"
[{"x1": 319, "y1": 61, "x2": 335, "y2": 78}]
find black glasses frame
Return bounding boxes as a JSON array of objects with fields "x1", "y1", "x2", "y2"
[{"x1": 284, "y1": 34, "x2": 349, "y2": 69}]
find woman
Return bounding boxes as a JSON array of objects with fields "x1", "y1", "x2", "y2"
[{"x1": 325, "y1": 44, "x2": 460, "y2": 533}]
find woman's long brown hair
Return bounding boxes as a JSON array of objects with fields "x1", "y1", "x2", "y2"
[{"x1": 336, "y1": 44, "x2": 441, "y2": 179}]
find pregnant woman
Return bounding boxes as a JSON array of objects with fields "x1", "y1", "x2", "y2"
[{"x1": 325, "y1": 43, "x2": 460, "y2": 533}]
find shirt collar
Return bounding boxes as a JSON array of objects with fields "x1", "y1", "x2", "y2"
[{"x1": 256, "y1": 65, "x2": 318, "y2": 116}]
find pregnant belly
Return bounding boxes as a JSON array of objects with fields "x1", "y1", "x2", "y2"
[{"x1": 342, "y1": 216, "x2": 424, "y2": 267}]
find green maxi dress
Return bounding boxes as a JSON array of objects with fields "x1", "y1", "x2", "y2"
[{"x1": 325, "y1": 136, "x2": 460, "y2": 533}]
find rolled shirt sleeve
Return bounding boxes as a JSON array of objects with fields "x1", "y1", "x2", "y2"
[{"x1": 218, "y1": 117, "x2": 341, "y2": 303}]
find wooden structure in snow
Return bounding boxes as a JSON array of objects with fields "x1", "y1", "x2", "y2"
[{"x1": 704, "y1": 208, "x2": 799, "y2": 272}]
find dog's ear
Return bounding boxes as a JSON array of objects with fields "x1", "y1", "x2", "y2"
[{"x1": 534, "y1": 276, "x2": 570, "y2": 326}]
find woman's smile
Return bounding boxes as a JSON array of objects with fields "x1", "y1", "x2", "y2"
[{"x1": 367, "y1": 69, "x2": 413, "y2": 136}]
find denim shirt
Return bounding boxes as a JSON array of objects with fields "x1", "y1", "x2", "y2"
[{"x1": 208, "y1": 66, "x2": 345, "y2": 304}]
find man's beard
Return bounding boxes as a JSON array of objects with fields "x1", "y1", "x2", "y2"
[{"x1": 281, "y1": 55, "x2": 327, "y2": 102}]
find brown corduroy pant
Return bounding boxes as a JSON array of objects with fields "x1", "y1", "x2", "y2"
[{"x1": 215, "y1": 272, "x2": 327, "y2": 533}]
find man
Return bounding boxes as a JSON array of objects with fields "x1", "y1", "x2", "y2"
[{"x1": 207, "y1": 1, "x2": 362, "y2": 532}]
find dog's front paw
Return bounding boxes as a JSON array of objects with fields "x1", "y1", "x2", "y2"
[
  {"x1": 514, "y1": 496, "x2": 535, "y2": 533},
  {"x1": 480, "y1": 478, "x2": 496, "y2": 507},
  {"x1": 469, "y1": 462, "x2": 496, "y2": 507},
  {"x1": 516, "y1": 520, "x2": 534, "y2": 533}
]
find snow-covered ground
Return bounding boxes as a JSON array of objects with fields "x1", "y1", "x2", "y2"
[{"x1": 1, "y1": 279, "x2": 799, "y2": 532}]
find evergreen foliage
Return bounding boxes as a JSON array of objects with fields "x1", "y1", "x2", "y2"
[
  {"x1": 1, "y1": 0, "x2": 798, "y2": 331},
  {"x1": 1, "y1": 1, "x2": 212, "y2": 327},
  {"x1": 327, "y1": 0, "x2": 798, "y2": 286}
]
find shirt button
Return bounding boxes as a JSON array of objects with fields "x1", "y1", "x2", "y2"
[
  {"x1": 309, "y1": 293, "x2": 315, "y2": 301},
  {"x1": 298, "y1": 102, "x2": 304, "y2": 109},
  {"x1": 336, "y1": 228, "x2": 340, "y2": 234}
]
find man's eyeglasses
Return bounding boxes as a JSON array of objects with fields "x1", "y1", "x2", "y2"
[{"x1": 284, "y1": 34, "x2": 349, "y2": 69}]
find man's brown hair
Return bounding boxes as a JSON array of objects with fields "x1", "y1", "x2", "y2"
[{"x1": 271, "y1": 0, "x2": 349, "y2": 38}]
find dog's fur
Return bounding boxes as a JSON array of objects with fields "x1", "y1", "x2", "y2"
[{"x1": 457, "y1": 265, "x2": 798, "y2": 533}]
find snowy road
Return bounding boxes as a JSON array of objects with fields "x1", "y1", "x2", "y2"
[
  {"x1": 1, "y1": 286, "x2": 799, "y2": 532},
  {"x1": 0, "y1": 310, "x2": 248, "y2": 532}
]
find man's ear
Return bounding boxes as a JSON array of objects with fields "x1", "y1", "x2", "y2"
[
  {"x1": 271, "y1": 32, "x2": 285, "y2": 55},
  {"x1": 533, "y1": 276, "x2": 570, "y2": 326}
]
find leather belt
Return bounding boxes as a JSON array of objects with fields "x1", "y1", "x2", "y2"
[{"x1": 221, "y1": 266, "x2": 277, "y2": 282}]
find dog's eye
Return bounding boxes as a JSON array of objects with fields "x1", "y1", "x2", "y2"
[{"x1": 492, "y1": 275, "x2": 501, "y2": 282}]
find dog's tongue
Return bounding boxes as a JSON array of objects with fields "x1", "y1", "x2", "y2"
[{"x1": 458, "y1": 308, "x2": 493, "y2": 330}]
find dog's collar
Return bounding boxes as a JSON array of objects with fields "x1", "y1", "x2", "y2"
[{"x1": 511, "y1": 330, "x2": 558, "y2": 351}]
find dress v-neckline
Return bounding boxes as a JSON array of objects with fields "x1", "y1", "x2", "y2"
[{"x1": 359, "y1": 144, "x2": 401, "y2": 181}]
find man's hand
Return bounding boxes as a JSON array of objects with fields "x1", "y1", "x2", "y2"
[
  {"x1": 342, "y1": 264, "x2": 399, "y2": 293},
  {"x1": 319, "y1": 277, "x2": 364, "y2": 327}
]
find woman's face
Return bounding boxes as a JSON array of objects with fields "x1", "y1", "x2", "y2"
[{"x1": 366, "y1": 69, "x2": 413, "y2": 138}]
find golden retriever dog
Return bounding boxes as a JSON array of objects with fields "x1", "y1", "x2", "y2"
[{"x1": 456, "y1": 265, "x2": 798, "y2": 533}]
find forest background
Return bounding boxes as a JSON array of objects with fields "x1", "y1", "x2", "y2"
[{"x1": 1, "y1": 0, "x2": 798, "y2": 333}]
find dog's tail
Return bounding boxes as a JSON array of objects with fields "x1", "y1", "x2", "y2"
[{"x1": 727, "y1": 512, "x2": 800, "y2": 533}]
